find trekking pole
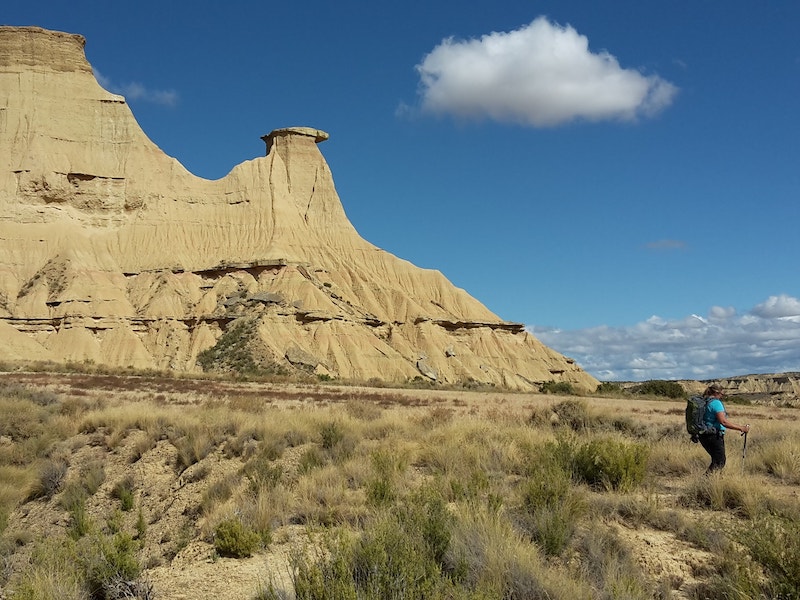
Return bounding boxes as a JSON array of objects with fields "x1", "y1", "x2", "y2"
[{"x1": 741, "y1": 430, "x2": 748, "y2": 474}]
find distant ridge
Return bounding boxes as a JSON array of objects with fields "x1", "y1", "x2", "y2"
[{"x1": 618, "y1": 373, "x2": 800, "y2": 407}]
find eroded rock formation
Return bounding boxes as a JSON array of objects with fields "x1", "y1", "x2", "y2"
[{"x1": 0, "y1": 26, "x2": 597, "y2": 391}]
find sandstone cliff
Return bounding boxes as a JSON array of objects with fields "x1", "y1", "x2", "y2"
[{"x1": 0, "y1": 26, "x2": 597, "y2": 391}]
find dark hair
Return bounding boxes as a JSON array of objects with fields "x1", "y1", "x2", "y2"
[{"x1": 703, "y1": 384, "x2": 724, "y2": 397}]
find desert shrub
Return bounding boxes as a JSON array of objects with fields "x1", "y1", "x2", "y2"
[
  {"x1": 27, "y1": 458, "x2": 69, "y2": 500},
  {"x1": 79, "y1": 531, "x2": 145, "y2": 598},
  {"x1": 344, "y1": 399, "x2": 383, "y2": 421},
  {"x1": 135, "y1": 507, "x2": 147, "y2": 540},
  {"x1": 298, "y1": 447, "x2": 325, "y2": 474},
  {"x1": 171, "y1": 428, "x2": 215, "y2": 473},
  {"x1": 0, "y1": 466, "x2": 32, "y2": 532},
  {"x1": 443, "y1": 506, "x2": 590, "y2": 599},
  {"x1": 111, "y1": 476, "x2": 136, "y2": 511},
  {"x1": 69, "y1": 500, "x2": 92, "y2": 540},
  {"x1": 213, "y1": 517, "x2": 261, "y2": 558},
  {"x1": 517, "y1": 449, "x2": 586, "y2": 556},
  {"x1": 550, "y1": 399, "x2": 595, "y2": 431},
  {"x1": 595, "y1": 381, "x2": 624, "y2": 395},
  {"x1": 9, "y1": 538, "x2": 84, "y2": 600},
  {"x1": 291, "y1": 532, "x2": 358, "y2": 600},
  {"x1": 199, "y1": 474, "x2": 237, "y2": 516},
  {"x1": 60, "y1": 479, "x2": 93, "y2": 539},
  {"x1": 365, "y1": 449, "x2": 407, "y2": 508},
  {"x1": 631, "y1": 379, "x2": 685, "y2": 398},
  {"x1": 0, "y1": 383, "x2": 60, "y2": 407},
  {"x1": 574, "y1": 526, "x2": 655, "y2": 599},
  {"x1": 569, "y1": 437, "x2": 649, "y2": 492},
  {"x1": 81, "y1": 461, "x2": 106, "y2": 496},
  {"x1": 320, "y1": 420, "x2": 344, "y2": 449},
  {"x1": 292, "y1": 490, "x2": 454, "y2": 599},
  {"x1": 243, "y1": 457, "x2": 283, "y2": 495},
  {"x1": 738, "y1": 515, "x2": 800, "y2": 599},
  {"x1": 540, "y1": 380, "x2": 575, "y2": 395},
  {"x1": 446, "y1": 469, "x2": 491, "y2": 504},
  {"x1": 18, "y1": 530, "x2": 147, "y2": 600},
  {"x1": 317, "y1": 420, "x2": 356, "y2": 464}
]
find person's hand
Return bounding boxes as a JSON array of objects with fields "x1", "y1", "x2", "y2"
[{"x1": 741, "y1": 424, "x2": 751, "y2": 434}]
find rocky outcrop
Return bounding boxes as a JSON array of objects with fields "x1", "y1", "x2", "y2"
[
  {"x1": 0, "y1": 26, "x2": 598, "y2": 391},
  {"x1": 707, "y1": 373, "x2": 800, "y2": 407}
]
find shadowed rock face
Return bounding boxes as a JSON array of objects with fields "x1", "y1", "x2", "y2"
[{"x1": 0, "y1": 26, "x2": 598, "y2": 391}]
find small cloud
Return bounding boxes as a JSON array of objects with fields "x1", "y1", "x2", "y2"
[
  {"x1": 413, "y1": 16, "x2": 678, "y2": 127},
  {"x1": 94, "y1": 69, "x2": 178, "y2": 107},
  {"x1": 530, "y1": 294, "x2": 800, "y2": 380},
  {"x1": 645, "y1": 239, "x2": 686, "y2": 251}
]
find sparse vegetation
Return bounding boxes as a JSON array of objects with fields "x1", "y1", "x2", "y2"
[
  {"x1": 111, "y1": 476, "x2": 136, "y2": 511},
  {"x1": 197, "y1": 318, "x2": 288, "y2": 377},
  {"x1": 540, "y1": 380, "x2": 576, "y2": 395},
  {"x1": 596, "y1": 381, "x2": 623, "y2": 395},
  {"x1": 631, "y1": 379, "x2": 686, "y2": 398},
  {"x1": 0, "y1": 373, "x2": 796, "y2": 599}
]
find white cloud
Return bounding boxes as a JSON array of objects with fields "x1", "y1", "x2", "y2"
[
  {"x1": 751, "y1": 294, "x2": 800, "y2": 319},
  {"x1": 94, "y1": 69, "x2": 178, "y2": 107},
  {"x1": 414, "y1": 16, "x2": 677, "y2": 127},
  {"x1": 531, "y1": 295, "x2": 800, "y2": 381}
]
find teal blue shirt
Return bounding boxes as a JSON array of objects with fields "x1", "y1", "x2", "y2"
[{"x1": 703, "y1": 398, "x2": 726, "y2": 434}]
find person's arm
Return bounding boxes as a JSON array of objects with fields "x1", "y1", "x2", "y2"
[{"x1": 714, "y1": 411, "x2": 751, "y2": 433}]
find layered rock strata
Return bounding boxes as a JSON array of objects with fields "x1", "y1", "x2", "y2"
[{"x1": 0, "y1": 26, "x2": 597, "y2": 391}]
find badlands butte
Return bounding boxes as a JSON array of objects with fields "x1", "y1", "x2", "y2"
[{"x1": 0, "y1": 25, "x2": 600, "y2": 391}]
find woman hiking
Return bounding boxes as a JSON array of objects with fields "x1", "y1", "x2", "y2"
[{"x1": 698, "y1": 384, "x2": 751, "y2": 473}]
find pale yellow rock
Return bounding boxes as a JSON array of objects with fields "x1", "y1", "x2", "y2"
[{"x1": 0, "y1": 26, "x2": 598, "y2": 391}]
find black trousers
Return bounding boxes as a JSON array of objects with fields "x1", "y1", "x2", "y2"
[{"x1": 699, "y1": 432, "x2": 726, "y2": 473}]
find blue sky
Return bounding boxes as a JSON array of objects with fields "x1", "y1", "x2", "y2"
[{"x1": 6, "y1": 1, "x2": 799, "y2": 381}]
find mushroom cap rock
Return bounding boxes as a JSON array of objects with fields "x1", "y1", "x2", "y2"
[{"x1": 0, "y1": 25, "x2": 598, "y2": 392}]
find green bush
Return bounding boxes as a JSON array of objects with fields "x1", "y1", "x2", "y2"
[
  {"x1": 292, "y1": 533, "x2": 358, "y2": 600},
  {"x1": 520, "y1": 455, "x2": 584, "y2": 555},
  {"x1": 214, "y1": 517, "x2": 261, "y2": 558},
  {"x1": 540, "y1": 381, "x2": 576, "y2": 395},
  {"x1": 320, "y1": 421, "x2": 344, "y2": 450},
  {"x1": 631, "y1": 380, "x2": 685, "y2": 399},
  {"x1": 365, "y1": 450, "x2": 404, "y2": 508},
  {"x1": 111, "y1": 476, "x2": 136, "y2": 511},
  {"x1": 596, "y1": 382, "x2": 624, "y2": 395},
  {"x1": 80, "y1": 532, "x2": 145, "y2": 598},
  {"x1": 570, "y1": 437, "x2": 649, "y2": 492},
  {"x1": 60, "y1": 480, "x2": 92, "y2": 539}
]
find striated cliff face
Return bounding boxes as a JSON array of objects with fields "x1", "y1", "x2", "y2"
[{"x1": 0, "y1": 26, "x2": 597, "y2": 391}]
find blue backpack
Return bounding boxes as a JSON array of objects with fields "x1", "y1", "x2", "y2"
[{"x1": 685, "y1": 395, "x2": 716, "y2": 442}]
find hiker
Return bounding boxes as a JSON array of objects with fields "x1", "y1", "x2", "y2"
[{"x1": 698, "y1": 384, "x2": 751, "y2": 473}]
